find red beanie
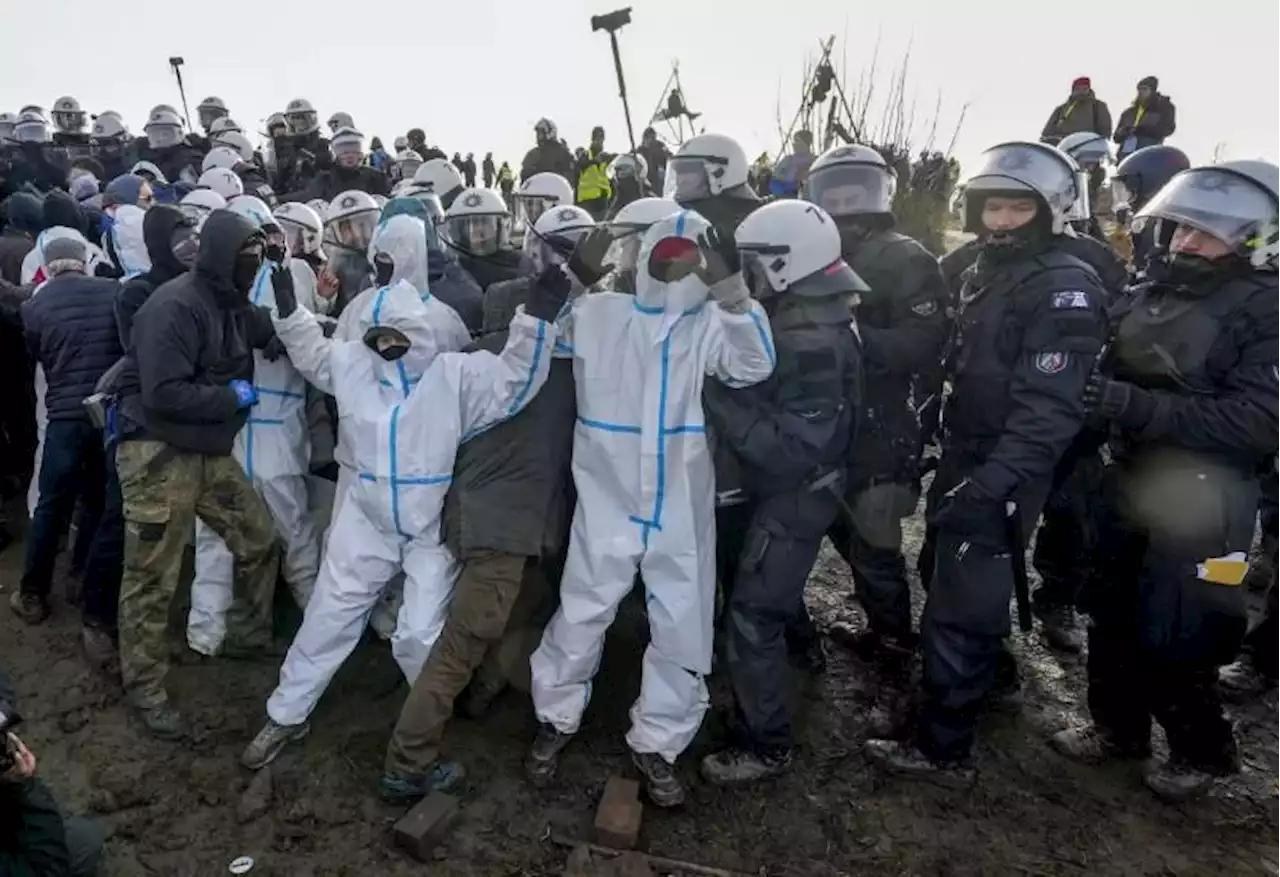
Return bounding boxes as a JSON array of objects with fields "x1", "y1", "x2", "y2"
[{"x1": 1071, "y1": 76, "x2": 1091, "y2": 89}]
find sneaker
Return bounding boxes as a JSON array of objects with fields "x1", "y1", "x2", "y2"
[
  {"x1": 241, "y1": 719, "x2": 310, "y2": 770},
  {"x1": 631, "y1": 750, "x2": 686, "y2": 808},
  {"x1": 81, "y1": 624, "x2": 120, "y2": 678},
  {"x1": 1033, "y1": 603, "x2": 1083, "y2": 653},
  {"x1": 377, "y1": 760, "x2": 466, "y2": 805},
  {"x1": 9, "y1": 591, "x2": 50, "y2": 625},
  {"x1": 1049, "y1": 726, "x2": 1150, "y2": 764},
  {"x1": 1218, "y1": 659, "x2": 1276, "y2": 703},
  {"x1": 700, "y1": 747, "x2": 792, "y2": 786},
  {"x1": 134, "y1": 703, "x2": 188, "y2": 741},
  {"x1": 525, "y1": 725, "x2": 573, "y2": 786},
  {"x1": 863, "y1": 739, "x2": 975, "y2": 789},
  {"x1": 1142, "y1": 757, "x2": 1220, "y2": 803}
]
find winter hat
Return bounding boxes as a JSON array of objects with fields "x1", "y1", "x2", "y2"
[
  {"x1": 3, "y1": 192, "x2": 43, "y2": 235},
  {"x1": 1137, "y1": 76, "x2": 1159, "y2": 90},
  {"x1": 102, "y1": 173, "x2": 145, "y2": 208},
  {"x1": 42, "y1": 190, "x2": 85, "y2": 234},
  {"x1": 70, "y1": 174, "x2": 101, "y2": 202},
  {"x1": 43, "y1": 235, "x2": 88, "y2": 276},
  {"x1": 1071, "y1": 76, "x2": 1091, "y2": 90}
]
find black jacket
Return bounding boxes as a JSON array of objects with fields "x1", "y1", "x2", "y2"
[
  {"x1": 22, "y1": 272, "x2": 122, "y2": 421},
  {"x1": 1040, "y1": 93, "x2": 1113, "y2": 143},
  {"x1": 114, "y1": 210, "x2": 274, "y2": 455},
  {"x1": 115, "y1": 206, "x2": 194, "y2": 349},
  {"x1": 0, "y1": 670, "x2": 71, "y2": 877},
  {"x1": 519, "y1": 140, "x2": 575, "y2": 183},
  {"x1": 459, "y1": 250, "x2": 523, "y2": 293},
  {"x1": 138, "y1": 142, "x2": 202, "y2": 185},
  {"x1": 298, "y1": 165, "x2": 389, "y2": 203},
  {"x1": 442, "y1": 276, "x2": 577, "y2": 557},
  {"x1": 1113, "y1": 94, "x2": 1177, "y2": 152}
]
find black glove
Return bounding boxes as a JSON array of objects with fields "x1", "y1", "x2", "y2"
[
  {"x1": 320, "y1": 319, "x2": 339, "y2": 339},
  {"x1": 310, "y1": 461, "x2": 340, "y2": 482},
  {"x1": 374, "y1": 253, "x2": 395, "y2": 287},
  {"x1": 696, "y1": 225, "x2": 741, "y2": 285},
  {"x1": 94, "y1": 262, "x2": 122, "y2": 279},
  {"x1": 566, "y1": 226, "x2": 614, "y2": 288},
  {"x1": 271, "y1": 264, "x2": 297, "y2": 318},
  {"x1": 928, "y1": 479, "x2": 1008, "y2": 546},
  {"x1": 525, "y1": 264, "x2": 572, "y2": 322},
  {"x1": 261, "y1": 335, "x2": 287, "y2": 362},
  {"x1": 1083, "y1": 371, "x2": 1157, "y2": 430}
]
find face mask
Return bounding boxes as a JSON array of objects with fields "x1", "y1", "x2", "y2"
[
  {"x1": 169, "y1": 226, "x2": 199, "y2": 268},
  {"x1": 232, "y1": 250, "x2": 263, "y2": 293},
  {"x1": 265, "y1": 243, "x2": 286, "y2": 264}
]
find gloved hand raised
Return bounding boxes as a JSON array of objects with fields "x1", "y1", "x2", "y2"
[
  {"x1": 271, "y1": 264, "x2": 297, "y2": 318},
  {"x1": 1083, "y1": 370, "x2": 1157, "y2": 430},
  {"x1": 228, "y1": 379, "x2": 259, "y2": 410},
  {"x1": 566, "y1": 226, "x2": 614, "y2": 288},
  {"x1": 374, "y1": 253, "x2": 395, "y2": 287},
  {"x1": 696, "y1": 225, "x2": 741, "y2": 286},
  {"x1": 525, "y1": 264, "x2": 573, "y2": 322}
]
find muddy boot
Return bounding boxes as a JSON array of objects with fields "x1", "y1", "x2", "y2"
[
  {"x1": 81, "y1": 623, "x2": 120, "y2": 679},
  {"x1": 133, "y1": 702, "x2": 188, "y2": 741},
  {"x1": 1142, "y1": 757, "x2": 1223, "y2": 803},
  {"x1": 1033, "y1": 603, "x2": 1083, "y2": 653},
  {"x1": 630, "y1": 751, "x2": 685, "y2": 808},
  {"x1": 700, "y1": 747, "x2": 792, "y2": 786},
  {"x1": 526, "y1": 725, "x2": 573, "y2": 786},
  {"x1": 1049, "y1": 726, "x2": 1150, "y2": 764},
  {"x1": 457, "y1": 676, "x2": 507, "y2": 720},
  {"x1": 241, "y1": 719, "x2": 310, "y2": 769},
  {"x1": 830, "y1": 625, "x2": 916, "y2": 672},
  {"x1": 863, "y1": 739, "x2": 975, "y2": 788},
  {"x1": 10, "y1": 591, "x2": 50, "y2": 625},
  {"x1": 1245, "y1": 535, "x2": 1277, "y2": 593},
  {"x1": 378, "y1": 760, "x2": 466, "y2": 805},
  {"x1": 1218, "y1": 659, "x2": 1276, "y2": 703}
]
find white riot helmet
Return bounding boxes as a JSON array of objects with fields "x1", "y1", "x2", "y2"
[
  {"x1": 958, "y1": 140, "x2": 1081, "y2": 235},
  {"x1": 329, "y1": 127, "x2": 365, "y2": 169},
  {"x1": 144, "y1": 109, "x2": 185, "y2": 150},
  {"x1": 445, "y1": 188, "x2": 512, "y2": 256},
  {"x1": 197, "y1": 96, "x2": 228, "y2": 131},
  {"x1": 284, "y1": 98, "x2": 319, "y2": 136},
  {"x1": 197, "y1": 167, "x2": 245, "y2": 200},
  {"x1": 0, "y1": 112, "x2": 17, "y2": 141},
  {"x1": 274, "y1": 202, "x2": 324, "y2": 258},
  {"x1": 52, "y1": 96, "x2": 85, "y2": 133},
  {"x1": 412, "y1": 158, "x2": 466, "y2": 207},
  {"x1": 514, "y1": 173, "x2": 574, "y2": 232},
  {"x1": 524, "y1": 204, "x2": 596, "y2": 274},
  {"x1": 1136, "y1": 159, "x2": 1279, "y2": 273},
  {"x1": 393, "y1": 136, "x2": 408, "y2": 151},
  {"x1": 324, "y1": 190, "x2": 381, "y2": 254},
  {"x1": 601, "y1": 197, "x2": 681, "y2": 291},
  {"x1": 212, "y1": 130, "x2": 255, "y2": 163},
  {"x1": 90, "y1": 114, "x2": 128, "y2": 143},
  {"x1": 1057, "y1": 132, "x2": 1112, "y2": 169},
  {"x1": 148, "y1": 104, "x2": 178, "y2": 119},
  {"x1": 179, "y1": 188, "x2": 227, "y2": 230},
  {"x1": 607, "y1": 152, "x2": 649, "y2": 185},
  {"x1": 130, "y1": 161, "x2": 168, "y2": 185},
  {"x1": 225, "y1": 195, "x2": 278, "y2": 231},
  {"x1": 395, "y1": 149, "x2": 425, "y2": 181},
  {"x1": 209, "y1": 116, "x2": 243, "y2": 137},
  {"x1": 401, "y1": 187, "x2": 447, "y2": 228},
  {"x1": 327, "y1": 111, "x2": 354, "y2": 134},
  {"x1": 264, "y1": 112, "x2": 287, "y2": 134},
  {"x1": 806, "y1": 144, "x2": 897, "y2": 218},
  {"x1": 665, "y1": 132, "x2": 750, "y2": 202},
  {"x1": 202, "y1": 147, "x2": 242, "y2": 173},
  {"x1": 13, "y1": 111, "x2": 50, "y2": 143},
  {"x1": 307, "y1": 199, "x2": 330, "y2": 222},
  {"x1": 735, "y1": 200, "x2": 869, "y2": 299}
]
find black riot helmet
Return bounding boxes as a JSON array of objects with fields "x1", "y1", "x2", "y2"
[{"x1": 1111, "y1": 145, "x2": 1191, "y2": 219}]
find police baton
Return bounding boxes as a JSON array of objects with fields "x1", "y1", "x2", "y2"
[{"x1": 1004, "y1": 500, "x2": 1033, "y2": 632}]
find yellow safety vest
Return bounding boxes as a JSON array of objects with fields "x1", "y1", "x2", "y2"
[{"x1": 577, "y1": 153, "x2": 611, "y2": 202}]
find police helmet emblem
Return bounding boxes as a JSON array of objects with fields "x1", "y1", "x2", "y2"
[
  {"x1": 463, "y1": 192, "x2": 483, "y2": 208},
  {"x1": 340, "y1": 196, "x2": 356, "y2": 209},
  {"x1": 996, "y1": 149, "x2": 1033, "y2": 171},
  {"x1": 1190, "y1": 171, "x2": 1234, "y2": 194},
  {"x1": 557, "y1": 208, "x2": 577, "y2": 221}
]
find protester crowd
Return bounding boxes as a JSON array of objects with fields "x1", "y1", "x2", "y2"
[{"x1": 0, "y1": 78, "x2": 1276, "y2": 875}]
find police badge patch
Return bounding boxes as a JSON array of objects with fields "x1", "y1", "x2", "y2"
[
  {"x1": 1035, "y1": 351, "x2": 1068, "y2": 374},
  {"x1": 557, "y1": 208, "x2": 578, "y2": 221},
  {"x1": 1051, "y1": 290, "x2": 1091, "y2": 309},
  {"x1": 463, "y1": 192, "x2": 483, "y2": 208}
]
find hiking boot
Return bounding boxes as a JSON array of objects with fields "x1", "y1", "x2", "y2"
[
  {"x1": 9, "y1": 591, "x2": 50, "y2": 625},
  {"x1": 701, "y1": 747, "x2": 792, "y2": 786},
  {"x1": 81, "y1": 624, "x2": 120, "y2": 678},
  {"x1": 134, "y1": 703, "x2": 188, "y2": 741},
  {"x1": 863, "y1": 739, "x2": 976, "y2": 789},
  {"x1": 1050, "y1": 726, "x2": 1150, "y2": 764},
  {"x1": 1033, "y1": 603, "x2": 1083, "y2": 653},
  {"x1": 1218, "y1": 659, "x2": 1277, "y2": 703},
  {"x1": 525, "y1": 725, "x2": 573, "y2": 786},
  {"x1": 457, "y1": 676, "x2": 507, "y2": 720},
  {"x1": 377, "y1": 760, "x2": 466, "y2": 805},
  {"x1": 241, "y1": 719, "x2": 310, "y2": 770},
  {"x1": 631, "y1": 750, "x2": 686, "y2": 808},
  {"x1": 1142, "y1": 757, "x2": 1222, "y2": 803}
]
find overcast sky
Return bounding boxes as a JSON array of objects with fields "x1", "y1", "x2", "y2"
[{"x1": 3, "y1": 0, "x2": 1276, "y2": 174}]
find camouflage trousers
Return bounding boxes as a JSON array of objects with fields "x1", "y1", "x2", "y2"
[{"x1": 116, "y1": 440, "x2": 279, "y2": 707}]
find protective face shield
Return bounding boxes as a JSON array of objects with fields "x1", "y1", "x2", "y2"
[
  {"x1": 327, "y1": 112, "x2": 354, "y2": 135},
  {"x1": 274, "y1": 203, "x2": 324, "y2": 257},
  {"x1": 212, "y1": 131, "x2": 254, "y2": 163},
  {"x1": 284, "y1": 99, "x2": 318, "y2": 136},
  {"x1": 331, "y1": 132, "x2": 364, "y2": 169},
  {"x1": 13, "y1": 115, "x2": 50, "y2": 143},
  {"x1": 130, "y1": 161, "x2": 167, "y2": 185},
  {"x1": 52, "y1": 97, "x2": 85, "y2": 134},
  {"x1": 145, "y1": 117, "x2": 183, "y2": 150},
  {"x1": 396, "y1": 150, "x2": 424, "y2": 180},
  {"x1": 197, "y1": 96, "x2": 228, "y2": 131},
  {"x1": 664, "y1": 133, "x2": 749, "y2": 202},
  {"x1": 735, "y1": 199, "x2": 869, "y2": 301},
  {"x1": 233, "y1": 238, "x2": 266, "y2": 293},
  {"x1": 514, "y1": 194, "x2": 556, "y2": 230},
  {"x1": 447, "y1": 215, "x2": 509, "y2": 256},
  {"x1": 90, "y1": 115, "x2": 127, "y2": 144},
  {"x1": 170, "y1": 223, "x2": 200, "y2": 268},
  {"x1": 326, "y1": 209, "x2": 379, "y2": 253},
  {"x1": 279, "y1": 220, "x2": 314, "y2": 257},
  {"x1": 806, "y1": 158, "x2": 896, "y2": 218},
  {"x1": 524, "y1": 206, "x2": 595, "y2": 275},
  {"x1": 0, "y1": 112, "x2": 16, "y2": 141},
  {"x1": 1134, "y1": 164, "x2": 1279, "y2": 272},
  {"x1": 960, "y1": 141, "x2": 1079, "y2": 235},
  {"x1": 607, "y1": 153, "x2": 648, "y2": 184},
  {"x1": 179, "y1": 189, "x2": 227, "y2": 230}
]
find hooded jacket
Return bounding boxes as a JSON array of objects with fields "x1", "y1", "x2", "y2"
[
  {"x1": 102, "y1": 204, "x2": 151, "y2": 279},
  {"x1": 1041, "y1": 90, "x2": 1113, "y2": 142},
  {"x1": 298, "y1": 164, "x2": 389, "y2": 203},
  {"x1": 379, "y1": 197, "x2": 484, "y2": 331},
  {"x1": 114, "y1": 210, "x2": 276, "y2": 455},
  {"x1": 115, "y1": 206, "x2": 194, "y2": 348},
  {"x1": 0, "y1": 193, "x2": 41, "y2": 284},
  {"x1": 1113, "y1": 86, "x2": 1177, "y2": 154}
]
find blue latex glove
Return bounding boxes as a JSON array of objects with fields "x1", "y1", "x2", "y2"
[{"x1": 229, "y1": 380, "x2": 259, "y2": 409}]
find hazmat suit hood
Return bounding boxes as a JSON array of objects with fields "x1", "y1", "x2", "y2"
[
  {"x1": 23, "y1": 226, "x2": 104, "y2": 285},
  {"x1": 142, "y1": 204, "x2": 194, "y2": 281},
  {"x1": 107, "y1": 204, "x2": 151, "y2": 278},
  {"x1": 195, "y1": 209, "x2": 264, "y2": 304},
  {"x1": 368, "y1": 214, "x2": 430, "y2": 297},
  {"x1": 379, "y1": 197, "x2": 483, "y2": 330},
  {"x1": 634, "y1": 208, "x2": 713, "y2": 338},
  {"x1": 358, "y1": 278, "x2": 444, "y2": 397}
]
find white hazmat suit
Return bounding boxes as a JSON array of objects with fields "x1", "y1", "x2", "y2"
[
  {"x1": 262, "y1": 280, "x2": 557, "y2": 727},
  {"x1": 530, "y1": 209, "x2": 776, "y2": 762}
]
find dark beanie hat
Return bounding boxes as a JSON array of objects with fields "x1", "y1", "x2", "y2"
[{"x1": 1138, "y1": 76, "x2": 1159, "y2": 90}]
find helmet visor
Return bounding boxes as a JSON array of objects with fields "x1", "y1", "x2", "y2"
[
  {"x1": 286, "y1": 111, "x2": 317, "y2": 135},
  {"x1": 53, "y1": 111, "x2": 83, "y2": 133},
  {"x1": 963, "y1": 144, "x2": 1074, "y2": 204},
  {"x1": 447, "y1": 215, "x2": 507, "y2": 256},
  {"x1": 278, "y1": 219, "x2": 314, "y2": 256},
  {"x1": 807, "y1": 163, "x2": 895, "y2": 216},
  {"x1": 181, "y1": 203, "x2": 213, "y2": 228},
  {"x1": 514, "y1": 194, "x2": 556, "y2": 230},
  {"x1": 15, "y1": 121, "x2": 49, "y2": 143},
  {"x1": 147, "y1": 125, "x2": 181, "y2": 149},
  {"x1": 1135, "y1": 168, "x2": 1278, "y2": 250},
  {"x1": 663, "y1": 156, "x2": 720, "y2": 201},
  {"x1": 327, "y1": 209, "x2": 378, "y2": 251},
  {"x1": 1110, "y1": 177, "x2": 1134, "y2": 211}
]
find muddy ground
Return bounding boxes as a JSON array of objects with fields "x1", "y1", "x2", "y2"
[{"x1": 1, "y1": 505, "x2": 1276, "y2": 877}]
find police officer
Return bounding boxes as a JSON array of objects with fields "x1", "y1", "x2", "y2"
[
  {"x1": 1109, "y1": 144, "x2": 1191, "y2": 273},
  {"x1": 1052, "y1": 160, "x2": 1279, "y2": 802},
  {"x1": 699, "y1": 199, "x2": 864, "y2": 785},
  {"x1": 803, "y1": 144, "x2": 949, "y2": 666},
  {"x1": 50, "y1": 96, "x2": 93, "y2": 165},
  {"x1": 666, "y1": 132, "x2": 763, "y2": 239},
  {"x1": 866, "y1": 141, "x2": 1108, "y2": 784}
]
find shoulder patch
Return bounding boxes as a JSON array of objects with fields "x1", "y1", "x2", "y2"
[
  {"x1": 1051, "y1": 290, "x2": 1091, "y2": 310},
  {"x1": 911, "y1": 300, "x2": 938, "y2": 317},
  {"x1": 1034, "y1": 351, "x2": 1069, "y2": 375}
]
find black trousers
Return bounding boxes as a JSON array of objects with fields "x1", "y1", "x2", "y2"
[
  {"x1": 827, "y1": 482, "x2": 916, "y2": 639},
  {"x1": 1032, "y1": 450, "x2": 1105, "y2": 610}
]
